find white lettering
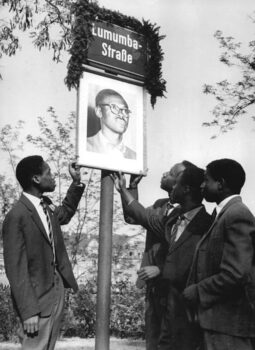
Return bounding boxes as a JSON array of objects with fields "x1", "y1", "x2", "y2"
[
  {"x1": 102, "y1": 42, "x2": 108, "y2": 56},
  {"x1": 133, "y1": 40, "x2": 138, "y2": 49},
  {"x1": 101, "y1": 43, "x2": 133, "y2": 64},
  {"x1": 92, "y1": 23, "x2": 142, "y2": 50},
  {"x1": 118, "y1": 35, "x2": 127, "y2": 46}
]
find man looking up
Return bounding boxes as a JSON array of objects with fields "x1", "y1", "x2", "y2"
[
  {"x1": 183, "y1": 159, "x2": 255, "y2": 350},
  {"x1": 87, "y1": 89, "x2": 136, "y2": 159},
  {"x1": 114, "y1": 165, "x2": 212, "y2": 350},
  {"x1": 123, "y1": 161, "x2": 193, "y2": 350},
  {"x1": 2, "y1": 155, "x2": 85, "y2": 350}
]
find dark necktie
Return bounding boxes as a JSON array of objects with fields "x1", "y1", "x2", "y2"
[
  {"x1": 40, "y1": 198, "x2": 55, "y2": 262},
  {"x1": 164, "y1": 202, "x2": 174, "y2": 217},
  {"x1": 211, "y1": 208, "x2": 217, "y2": 221},
  {"x1": 170, "y1": 215, "x2": 185, "y2": 246}
]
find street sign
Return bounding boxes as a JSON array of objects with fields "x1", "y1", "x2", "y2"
[{"x1": 87, "y1": 21, "x2": 147, "y2": 79}]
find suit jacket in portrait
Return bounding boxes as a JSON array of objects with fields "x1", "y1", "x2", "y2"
[
  {"x1": 2, "y1": 182, "x2": 84, "y2": 322},
  {"x1": 186, "y1": 196, "x2": 255, "y2": 337},
  {"x1": 87, "y1": 131, "x2": 136, "y2": 160}
]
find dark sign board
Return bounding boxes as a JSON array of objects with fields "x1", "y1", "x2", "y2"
[{"x1": 87, "y1": 21, "x2": 147, "y2": 79}]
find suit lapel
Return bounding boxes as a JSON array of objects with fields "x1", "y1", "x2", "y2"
[
  {"x1": 20, "y1": 194, "x2": 51, "y2": 244},
  {"x1": 168, "y1": 207, "x2": 207, "y2": 254},
  {"x1": 196, "y1": 196, "x2": 242, "y2": 248},
  {"x1": 164, "y1": 207, "x2": 181, "y2": 244}
]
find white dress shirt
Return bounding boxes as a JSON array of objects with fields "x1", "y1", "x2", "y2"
[
  {"x1": 172, "y1": 206, "x2": 203, "y2": 242},
  {"x1": 23, "y1": 192, "x2": 51, "y2": 240}
]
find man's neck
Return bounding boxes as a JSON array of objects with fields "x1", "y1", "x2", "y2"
[
  {"x1": 24, "y1": 188, "x2": 42, "y2": 199},
  {"x1": 101, "y1": 128, "x2": 122, "y2": 145},
  {"x1": 181, "y1": 201, "x2": 202, "y2": 213},
  {"x1": 215, "y1": 191, "x2": 235, "y2": 205}
]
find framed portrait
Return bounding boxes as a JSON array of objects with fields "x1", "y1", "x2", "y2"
[{"x1": 76, "y1": 70, "x2": 147, "y2": 174}]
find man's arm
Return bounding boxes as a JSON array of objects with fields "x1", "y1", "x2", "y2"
[
  {"x1": 113, "y1": 172, "x2": 166, "y2": 239},
  {"x1": 52, "y1": 163, "x2": 85, "y2": 225},
  {"x1": 183, "y1": 207, "x2": 255, "y2": 309}
]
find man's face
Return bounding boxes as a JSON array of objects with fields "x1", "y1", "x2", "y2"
[
  {"x1": 160, "y1": 163, "x2": 185, "y2": 193},
  {"x1": 34, "y1": 162, "x2": 56, "y2": 193},
  {"x1": 170, "y1": 172, "x2": 186, "y2": 204},
  {"x1": 97, "y1": 94, "x2": 130, "y2": 135},
  {"x1": 200, "y1": 169, "x2": 219, "y2": 203}
]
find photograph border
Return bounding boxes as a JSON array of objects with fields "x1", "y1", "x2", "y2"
[{"x1": 76, "y1": 69, "x2": 147, "y2": 174}]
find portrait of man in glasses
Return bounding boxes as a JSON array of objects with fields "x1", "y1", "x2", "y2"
[{"x1": 87, "y1": 89, "x2": 136, "y2": 160}]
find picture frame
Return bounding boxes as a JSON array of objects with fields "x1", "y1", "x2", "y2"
[{"x1": 76, "y1": 70, "x2": 147, "y2": 174}]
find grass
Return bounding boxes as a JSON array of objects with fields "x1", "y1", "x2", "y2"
[{"x1": 0, "y1": 337, "x2": 145, "y2": 350}]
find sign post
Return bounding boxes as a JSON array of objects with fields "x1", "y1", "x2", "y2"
[
  {"x1": 69, "y1": 4, "x2": 165, "y2": 347},
  {"x1": 95, "y1": 171, "x2": 114, "y2": 350}
]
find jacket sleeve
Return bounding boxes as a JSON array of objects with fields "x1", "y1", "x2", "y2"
[
  {"x1": 2, "y1": 211, "x2": 40, "y2": 321},
  {"x1": 121, "y1": 188, "x2": 139, "y2": 224},
  {"x1": 124, "y1": 199, "x2": 166, "y2": 240},
  {"x1": 196, "y1": 206, "x2": 255, "y2": 309},
  {"x1": 53, "y1": 182, "x2": 85, "y2": 225}
]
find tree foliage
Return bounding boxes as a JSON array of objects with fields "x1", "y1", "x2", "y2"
[
  {"x1": 0, "y1": 0, "x2": 74, "y2": 63},
  {"x1": 203, "y1": 23, "x2": 255, "y2": 138}
]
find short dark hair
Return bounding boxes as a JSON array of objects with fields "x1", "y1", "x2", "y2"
[
  {"x1": 16, "y1": 155, "x2": 44, "y2": 190},
  {"x1": 180, "y1": 166, "x2": 205, "y2": 202},
  {"x1": 95, "y1": 89, "x2": 127, "y2": 107},
  {"x1": 182, "y1": 160, "x2": 197, "y2": 169},
  {"x1": 206, "y1": 159, "x2": 245, "y2": 194}
]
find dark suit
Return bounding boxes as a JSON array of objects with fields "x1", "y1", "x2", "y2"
[
  {"x1": 185, "y1": 196, "x2": 255, "y2": 348},
  {"x1": 125, "y1": 199, "x2": 212, "y2": 350},
  {"x1": 2, "y1": 182, "x2": 84, "y2": 323},
  {"x1": 123, "y1": 191, "x2": 169, "y2": 350}
]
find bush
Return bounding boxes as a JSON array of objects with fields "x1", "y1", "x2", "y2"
[
  {"x1": 110, "y1": 279, "x2": 145, "y2": 338},
  {"x1": 0, "y1": 284, "x2": 19, "y2": 341},
  {"x1": 62, "y1": 278, "x2": 145, "y2": 339},
  {"x1": 0, "y1": 279, "x2": 145, "y2": 340}
]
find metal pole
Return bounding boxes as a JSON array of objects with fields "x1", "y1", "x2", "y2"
[{"x1": 95, "y1": 170, "x2": 114, "y2": 350}]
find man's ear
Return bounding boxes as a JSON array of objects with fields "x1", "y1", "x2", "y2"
[
  {"x1": 32, "y1": 175, "x2": 40, "y2": 185},
  {"x1": 217, "y1": 178, "x2": 225, "y2": 191},
  {"x1": 95, "y1": 106, "x2": 102, "y2": 119},
  {"x1": 183, "y1": 185, "x2": 191, "y2": 194}
]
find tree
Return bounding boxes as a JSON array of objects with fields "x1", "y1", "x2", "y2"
[
  {"x1": 203, "y1": 21, "x2": 255, "y2": 138},
  {"x1": 0, "y1": 0, "x2": 75, "y2": 64}
]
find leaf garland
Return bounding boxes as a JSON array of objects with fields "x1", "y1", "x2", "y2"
[{"x1": 65, "y1": 0, "x2": 166, "y2": 107}]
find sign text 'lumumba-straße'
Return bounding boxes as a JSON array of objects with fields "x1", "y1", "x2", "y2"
[{"x1": 87, "y1": 21, "x2": 147, "y2": 78}]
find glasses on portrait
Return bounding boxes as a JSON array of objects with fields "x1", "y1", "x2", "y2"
[{"x1": 99, "y1": 103, "x2": 131, "y2": 118}]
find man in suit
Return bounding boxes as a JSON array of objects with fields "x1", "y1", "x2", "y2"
[
  {"x1": 87, "y1": 89, "x2": 136, "y2": 159},
  {"x1": 183, "y1": 158, "x2": 255, "y2": 350},
  {"x1": 123, "y1": 161, "x2": 195, "y2": 350},
  {"x1": 114, "y1": 165, "x2": 212, "y2": 350},
  {"x1": 2, "y1": 155, "x2": 85, "y2": 350}
]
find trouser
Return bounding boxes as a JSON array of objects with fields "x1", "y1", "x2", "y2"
[
  {"x1": 157, "y1": 286, "x2": 202, "y2": 350},
  {"x1": 203, "y1": 330, "x2": 254, "y2": 350},
  {"x1": 145, "y1": 287, "x2": 165, "y2": 350},
  {"x1": 19, "y1": 271, "x2": 65, "y2": 350}
]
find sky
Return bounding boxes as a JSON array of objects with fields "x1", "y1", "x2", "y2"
[{"x1": 1, "y1": 0, "x2": 255, "y2": 212}]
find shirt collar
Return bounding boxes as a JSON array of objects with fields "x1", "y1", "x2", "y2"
[
  {"x1": 23, "y1": 192, "x2": 41, "y2": 209},
  {"x1": 182, "y1": 205, "x2": 203, "y2": 222},
  {"x1": 216, "y1": 194, "x2": 240, "y2": 215},
  {"x1": 98, "y1": 130, "x2": 125, "y2": 153}
]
